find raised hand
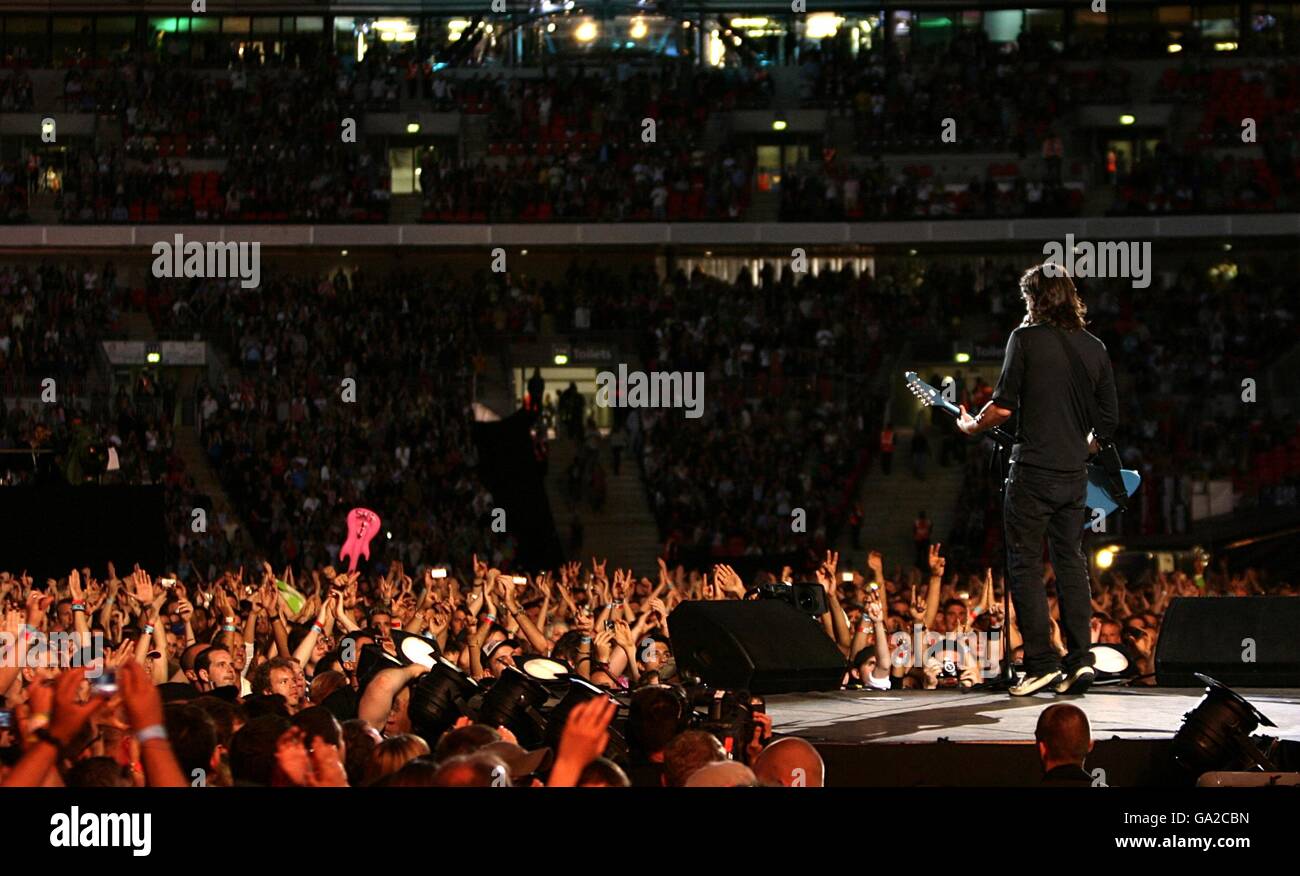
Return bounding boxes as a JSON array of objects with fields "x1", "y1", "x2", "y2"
[
  {"x1": 612, "y1": 619, "x2": 635, "y2": 652},
  {"x1": 548, "y1": 696, "x2": 617, "y2": 786},
  {"x1": 47, "y1": 667, "x2": 109, "y2": 748},
  {"x1": 908, "y1": 584, "x2": 927, "y2": 624},
  {"x1": 928, "y1": 543, "x2": 945, "y2": 578},
  {"x1": 593, "y1": 628, "x2": 614, "y2": 664},
  {"x1": 68, "y1": 569, "x2": 84, "y2": 603},
  {"x1": 864, "y1": 591, "x2": 884, "y2": 624}
]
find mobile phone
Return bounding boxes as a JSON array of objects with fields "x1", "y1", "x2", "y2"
[
  {"x1": 90, "y1": 668, "x2": 119, "y2": 698},
  {"x1": 0, "y1": 708, "x2": 13, "y2": 730},
  {"x1": 160, "y1": 577, "x2": 177, "y2": 588},
  {"x1": 841, "y1": 573, "x2": 854, "y2": 582},
  {"x1": 430, "y1": 568, "x2": 448, "y2": 579},
  {"x1": 869, "y1": 582, "x2": 879, "y2": 591},
  {"x1": 512, "y1": 576, "x2": 527, "y2": 585},
  {"x1": 958, "y1": 591, "x2": 969, "y2": 601},
  {"x1": 748, "y1": 695, "x2": 766, "y2": 715},
  {"x1": 604, "y1": 620, "x2": 615, "y2": 631}
]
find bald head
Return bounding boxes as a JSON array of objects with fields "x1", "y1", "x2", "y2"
[
  {"x1": 433, "y1": 753, "x2": 511, "y2": 787},
  {"x1": 1035, "y1": 703, "x2": 1093, "y2": 768},
  {"x1": 752, "y1": 737, "x2": 825, "y2": 787}
]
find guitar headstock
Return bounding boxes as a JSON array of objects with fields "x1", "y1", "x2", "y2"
[
  {"x1": 904, "y1": 371, "x2": 941, "y2": 407},
  {"x1": 904, "y1": 371, "x2": 961, "y2": 417}
]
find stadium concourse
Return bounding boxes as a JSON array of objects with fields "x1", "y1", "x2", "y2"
[{"x1": 0, "y1": 2, "x2": 1298, "y2": 819}]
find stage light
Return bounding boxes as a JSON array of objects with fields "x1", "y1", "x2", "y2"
[
  {"x1": 575, "y1": 20, "x2": 598, "y2": 42},
  {"x1": 546, "y1": 677, "x2": 606, "y2": 731},
  {"x1": 772, "y1": 117, "x2": 787, "y2": 131},
  {"x1": 391, "y1": 629, "x2": 440, "y2": 668},
  {"x1": 520, "y1": 249, "x2": 528, "y2": 255},
  {"x1": 476, "y1": 666, "x2": 550, "y2": 746},
  {"x1": 409, "y1": 657, "x2": 479, "y2": 740},
  {"x1": 406, "y1": 117, "x2": 421, "y2": 134},
  {"x1": 544, "y1": 677, "x2": 627, "y2": 760},
  {"x1": 340, "y1": 249, "x2": 348, "y2": 256},
  {"x1": 553, "y1": 353, "x2": 569, "y2": 365},
  {"x1": 1167, "y1": 43, "x2": 1182, "y2": 53},
  {"x1": 630, "y1": 18, "x2": 648, "y2": 39},
  {"x1": 1214, "y1": 41, "x2": 1238, "y2": 52},
  {"x1": 1172, "y1": 674, "x2": 1278, "y2": 774},
  {"x1": 1095, "y1": 547, "x2": 1116, "y2": 569},
  {"x1": 1119, "y1": 114, "x2": 1136, "y2": 126},
  {"x1": 806, "y1": 14, "x2": 843, "y2": 39},
  {"x1": 145, "y1": 343, "x2": 161, "y2": 364},
  {"x1": 732, "y1": 17, "x2": 769, "y2": 28},
  {"x1": 385, "y1": 530, "x2": 393, "y2": 539},
  {"x1": 355, "y1": 644, "x2": 403, "y2": 692},
  {"x1": 521, "y1": 655, "x2": 570, "y2": 682},
  {"x1": 954, "y1": 352, "x2": 971, "y2": 364},
  {"x1": 1090, "y1": 643, "x2": 1132, "y2": 680}
]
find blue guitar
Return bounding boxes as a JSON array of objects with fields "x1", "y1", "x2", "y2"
[{"x1": 905, "y1": 372, "x2": 1140, "y2": 525}]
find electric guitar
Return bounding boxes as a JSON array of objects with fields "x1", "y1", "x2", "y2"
[{"x1": 904, "y1": 372, "x2": 1140, "y2": 523}]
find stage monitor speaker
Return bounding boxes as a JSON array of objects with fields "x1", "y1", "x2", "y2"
[
  {"x1": 669, "y1": 600, "x2": 846, "y2": 694},
  {"x1": 1156, "y1": 597, "x2": 1300, "y2": 687}
]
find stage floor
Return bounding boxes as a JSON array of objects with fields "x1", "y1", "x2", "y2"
[{"x1": 767, "y1": 686, "x2": 1300, "y2": 744}]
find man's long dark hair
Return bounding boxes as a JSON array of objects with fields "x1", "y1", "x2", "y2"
[{"x1": 1019, "y1": 262, "x2": 1087, "y2": 330}]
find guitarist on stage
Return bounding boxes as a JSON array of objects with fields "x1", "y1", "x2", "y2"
[{"x1": 954, "y1": 262, "x2": 1119, "y2": 697}]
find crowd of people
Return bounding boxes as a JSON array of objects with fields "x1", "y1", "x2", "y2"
[
  {"x1": 805, "y1": 30, "x2": 1073, "y2": 156},
  {"x1": 1, "y1": 545, "x2": 1290, "y2": 788},
  {"x1": 418, "y1": 143, "x2": 754, "y2": 223},
  {"x1": 0, "y1": 69, "x2": 33, "y2": 111},
  {"x1": 157, "y1": 266, "x2": 500, "y2": 581},
  {"x1": 57, "y1": 54, "x2": 392, "y2": 223},
  {"x1": 0, "y1": 32, "x2": 1293, "y2": 224},
  {"x1": 780, "y1": 159, "x2": 1081, "y2": 221}
]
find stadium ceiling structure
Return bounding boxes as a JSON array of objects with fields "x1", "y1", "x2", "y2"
[{"x1": 0, "y1": 0, "x2": 1094, "y2": 13}]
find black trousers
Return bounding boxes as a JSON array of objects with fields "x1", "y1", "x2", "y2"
[{"x1": 1003, "y1": 462, "x2": 1095, "y2": 676}]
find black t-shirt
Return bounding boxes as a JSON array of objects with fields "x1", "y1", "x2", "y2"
[{"x1": 990, "y1": 323, "x2": 1118, "y2": 472}]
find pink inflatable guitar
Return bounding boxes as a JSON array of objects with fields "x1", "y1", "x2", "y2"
[{"x1": 339, "y1": 507, "x2": 381, "y2": 572}]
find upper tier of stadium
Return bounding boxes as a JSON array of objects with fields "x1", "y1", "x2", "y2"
[{"x1": 0, "y1": 2, "x2": 1295, "y2": 229}]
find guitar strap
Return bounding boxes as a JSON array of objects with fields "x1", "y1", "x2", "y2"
[{"x1": 1045, "y1": 325, "x2": 1129, "y2": 511}]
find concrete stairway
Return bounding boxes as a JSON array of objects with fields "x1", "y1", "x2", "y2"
[
  {"x1": 836, "y1": 425, "x2": 968, "y2": 577},
  {"x1": 120, "y1": 311, "x2": 156, "y2": 341},
  {"x1": 546, "y1": 434, "x2": 661, "y2": 578},
  {"x1": 389, "y1": 193, "x2": 423, "y2": 224},
  {"x1": 747, "y1": 188, "x2": 781, "y2": 221},
  {"x1": 460, "y1": 113, "x2": 489, "y2": 161},
  {"x1": 126, "y1": 303, "x2": 245, "y2": 544},
  {"x1": 770, "y1": 66, "x2": 806, "y2": 110},
  {"x1": 27, "y1": 191, "x2": 58, "y2": 224}
]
